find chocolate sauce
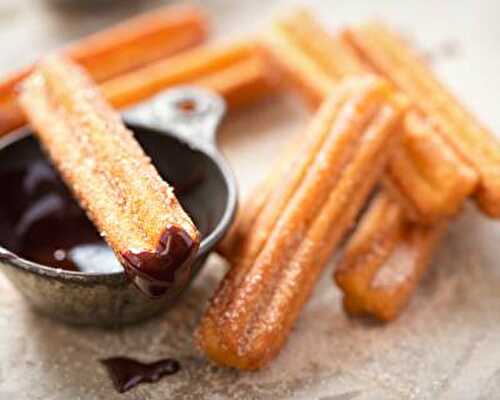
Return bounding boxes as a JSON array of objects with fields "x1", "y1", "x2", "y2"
[
  {"x1": 122, "y1": 226, "x2": 199, "y2": 298},
  {"x1": 0, "y1": 160, "x2": 201, "y2": 285},
  {"x1": 0, "y1": 161, "x2": 121, "y2": 273},
  {"x1": 173, "y1": 170, "x2": 205, "y2": 196},
  {"x1": 100, "y1": 356, "x2": 181, "y2": 393}
]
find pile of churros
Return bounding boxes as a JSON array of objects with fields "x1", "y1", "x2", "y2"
[{"x1": 3, "y1": 5, "x2": 499, "y2": 370}]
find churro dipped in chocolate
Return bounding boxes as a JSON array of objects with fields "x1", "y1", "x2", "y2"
[
  {"x1": 103, "y1": 41, "x2": 275, "y2": 110},
  {"x1": 343, "y1": 22, "x2": 500, "y2": 216},
  {"x1": 197, "y1": 77, "x2": 406, "y2": 370},
  {"x1": 0, "y1": 5, "x2": 207, "y2": 136},
  {"x1": 335, "y1": 192, "x2": 446, "y2": 321},
  {"x1": 259, "y1": 11, "x2": 477, "y2": 223},
  {"x1": 19, "y1": 56, "x2": 200, "y2": 298}
]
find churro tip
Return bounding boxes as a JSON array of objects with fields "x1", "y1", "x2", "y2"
[
  {"x1": 342, "y1": 295, "x2": 365, "y2": 317},
  {"x1": 475, "y1": 187, "x2": 500, "y2": 217},
  {"x1": 196, "y1": 321, "x2": 255, "y2": 370}
]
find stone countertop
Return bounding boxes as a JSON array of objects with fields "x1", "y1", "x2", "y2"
[{"x1": 1, "y1": 1, "x2": 500, "y2": 399}]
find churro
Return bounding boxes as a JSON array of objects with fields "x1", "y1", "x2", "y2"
[
  {"x1": 335, "y1": 192, "x2": 446, "y2": 321},
  {"x1": 103, "y1": 41, "x2": 275, "y2": 110},
  {"x1": 197, "y1": 77, "x2": 406, "y2": 369},
  {"x1": 343, "y1": 22, "x2": 500, "y2": 216},
  {"x1": 19, "y1": 56, "x2": 200, "y2": 298},
  {"x1": 259, "y1": 11, "x2": 477, "y2": 223},
  {"x1": 0, "y1": 5, "x2": 207, "y2": 136}
]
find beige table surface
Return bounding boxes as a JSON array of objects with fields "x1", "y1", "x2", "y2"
[{"x1": 1, "y1": 1, "x2": 500, "y2": 399}]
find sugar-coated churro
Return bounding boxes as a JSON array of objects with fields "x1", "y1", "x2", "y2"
[
  {"x1": 343, "y1": 22, "x2": 500, "y2": 216},
  {"x1": 335, "y1": 191, "x2": 446, "y2": 321},
  {"x1": 19, "y1": 56, "x2": 200, "y2": 298},
  {"x1": 103, "y1": 41, "x2": 275, "y2": 110},
  {"x1": 0, "y1": 5, "x2": 207, "y2": 136},
  {"x1": 197, "y1": 77, "x2": 406, "y2": 369}
]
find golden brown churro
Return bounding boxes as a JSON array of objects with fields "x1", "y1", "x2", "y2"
[
  {"x1": 0, "y1": 5, "x2": 207, "y2": 136},
  {"x1": 102, "y1": 41, "x2": 275, "y2": 110},
  {"x1": 344, "y1": 22, "x2": 500, "y2": 216},
  {"x1": 197, "y1": 77, "x2": 406, "y2": 369},
  {"x1": 335, "y1": 192, "x2": 446, "y2": 321},
  {"x1": 19, "y1": 56, "x2": 200, "y2": 298}
]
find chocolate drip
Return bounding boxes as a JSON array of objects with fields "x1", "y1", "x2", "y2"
[
  {"x1": 100, "y1": 356, "x2": 181, "y2": 393},
  {"x1": 122, "y1": 226, "x2": 199, "y2": 298}
]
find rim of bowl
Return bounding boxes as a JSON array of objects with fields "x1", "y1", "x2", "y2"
[{"x1": 0, "y1": 127, "x2": 237, "y2": 283}]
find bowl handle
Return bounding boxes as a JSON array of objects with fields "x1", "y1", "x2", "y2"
[
  {"x1": 123, "y1": 86, "x2": 226, "y2": 151},
  {"x1": 0, "y1": 246, "x2": 14, "y2": 262}
]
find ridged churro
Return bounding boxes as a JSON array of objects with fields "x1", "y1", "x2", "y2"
[
  {"x1": 259, "y1": 11, "x2": 477, "y2": 223},
  {"x1": 343, "y1": 22, "x2": 500, "y2": 216},
  {"x1": 19, "y1": 56, "x2": 200, "y2": 298},
  {"x1": 103, "y1": 41, "x2": 275, "y2": 110},
  {"x1": 335, "y1": 192, "x2": 446, "y2": 321},
  {"x1": 0, "y1": 5, "x2": 207, "y2": 136},
  {"x1": 197, "y1": 77, "x2": 406, "y2": 369}
]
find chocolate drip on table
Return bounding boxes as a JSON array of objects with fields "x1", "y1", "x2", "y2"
[{"x1": 100, "y1": 357, "x2": 181, "y2": 393}]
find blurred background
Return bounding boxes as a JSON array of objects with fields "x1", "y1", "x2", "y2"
[{"x1": 0, "y1": 0, "x2": 498, "y2": 133}]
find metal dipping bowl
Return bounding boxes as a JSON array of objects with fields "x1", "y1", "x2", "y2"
[{"x1": 0, "y1": 87, "x2": 237, "y2": 326}]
